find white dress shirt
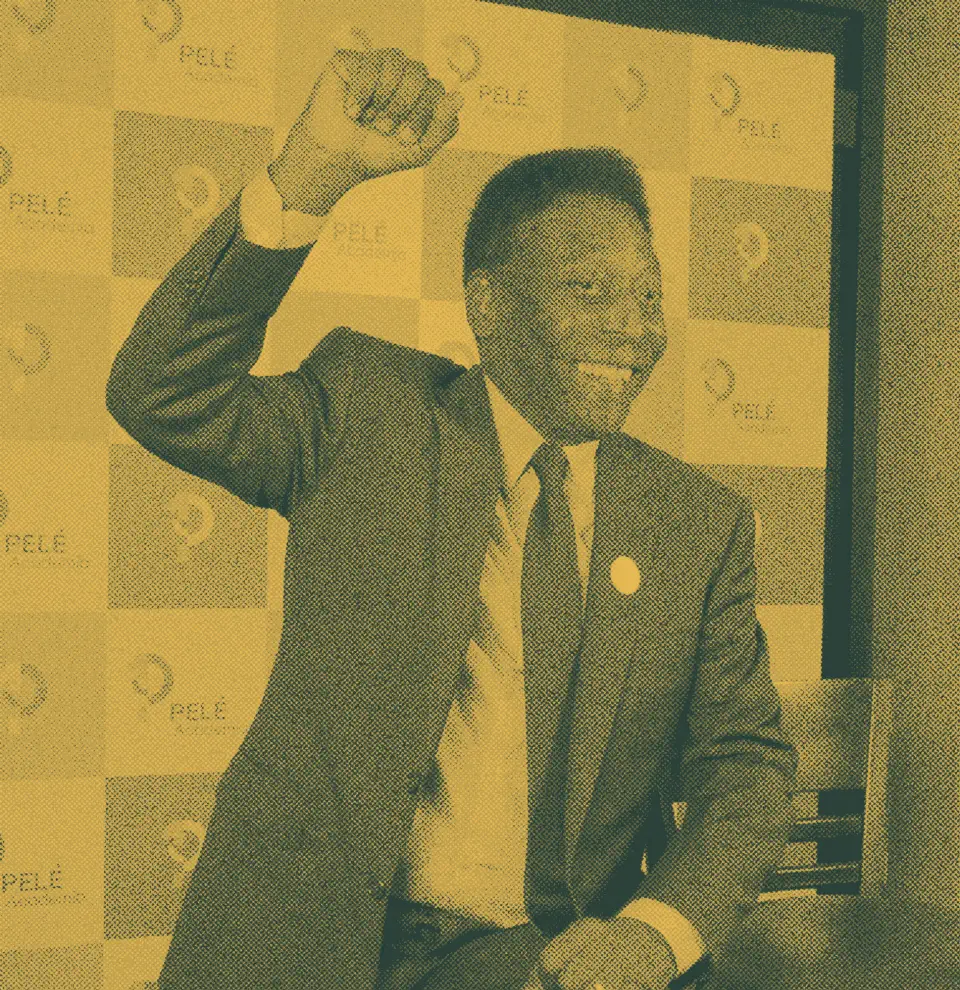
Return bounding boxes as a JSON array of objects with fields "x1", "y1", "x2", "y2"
[{"x1": 237, "y1": 166, "x2": 707, "y2": 974}]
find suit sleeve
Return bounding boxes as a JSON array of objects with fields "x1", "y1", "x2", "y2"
[
  {"x1": 105, "y1": 190, "x2": 357, "y2": 519},
  {"x1": 240, "y1": 166, "x2": 330, "y2": 249},
  {"x1": 637, "y1": 502, "x2": 799, "y2": 957}
]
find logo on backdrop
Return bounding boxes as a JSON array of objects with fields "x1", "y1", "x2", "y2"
[
  {"x1": 708, "y1": 74, "x2": 782, "y2": 143},
  {"x1": 709, "y1": 72, "x2": 741, "y2": 116},
  {"x1": 1, "y1": 660, "x2": 48, "y2": 737},
  {"x1": 701, "y1": 357, "x2": 736, "y2": 404},
  {"x1": 11, "y1": 0, "x2": 56, "y2": 33},
  {"x1": 2, "y1": 322, "x2": 52, "y2": 394},
  {"x1": 0, "y1": 148, "x2": 12, "y2": 185},
  {"x1": 165, "y1": 819, "x2": 206, "y2": 888},
  {"x1": 130, "y1": 652, "x2": 175, "y2": 720},
  {"x1": 0, "y1": 832, "x2": 85, "y2": 908},
  {"x1": 0, "y1": 147, "x2": 91, "y2": 235},
  {"x1": 440, "y1": 33, "x2": 529, "y2": 113},
  {"x1": 1, "y1": 494, "x2": 89, "y2": 571},
  {"x1": 138, "y1": 0, "x2": 249, "y2": 81},
  {"x1": 128, "y1": 651, "x2": 236, "y2": 734},
  {"x1": 138, "y1": 0, "x2": 183, "y2": 43},
  {"x1": 172, "y1": 165, "x2": 221, "y2": 237},
  {"x1": 442, "y1": 33, "x2": 482, "y2": 85},
  {"x1": 701, "y1": 357, "x2": 779, "y2": 434},
  {"x1": 733, "y1": 221, "x2": 770, "y2": 283},
  {"x1": 4, "y1": 323, "x2": 51, "y2": 375},
  {"x1": 166, "y1": 489, "x2": 215, "y2": 563},
  {"x1": 330, "y1": 215, "x2": 406, "y2": 264},
  {"x1": 610, "y1": 63, "x2": 648, "y2": 112}
]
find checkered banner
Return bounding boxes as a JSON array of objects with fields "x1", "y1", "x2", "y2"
[{"x1": 0, "y1": 0, "x2": 835, "y2": 985}]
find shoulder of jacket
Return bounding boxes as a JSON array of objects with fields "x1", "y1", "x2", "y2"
[
  {"x1": 303, "y1": 326, "x2": 463, "y2": 399},
  {"x1": 619, "y1": 434, "x2": 752, "y2": 518}
]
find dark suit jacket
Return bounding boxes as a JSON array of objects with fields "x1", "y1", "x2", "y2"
[{"x1": 106, "y1": 192, "x2": 798, "y2": 990}]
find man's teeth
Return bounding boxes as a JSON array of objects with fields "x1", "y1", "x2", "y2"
[{"x1": 576, "y1": 361, "x2": 634, "y2": 381}]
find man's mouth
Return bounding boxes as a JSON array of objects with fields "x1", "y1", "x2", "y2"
[{"x1": 574, "y1": 360, "x2": 636, "y2": 384}]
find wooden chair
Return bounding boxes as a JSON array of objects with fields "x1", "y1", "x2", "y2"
[
  {"x1": 761, "y1": 678, "x2": 894, "y2": 896},
  {"x1": 668, "y1": 678, "x2": 893, "y2": 897}
]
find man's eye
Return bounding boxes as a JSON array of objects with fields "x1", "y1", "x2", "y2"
[
  {"x1": 636, "y1": 288, "x2": 663, "y2": 309},
  {"x1": 565, "y1": 279, "x2": 603, "y2": 297}
]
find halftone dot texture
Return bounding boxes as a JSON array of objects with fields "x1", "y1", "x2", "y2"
[{"x1": 0, "y1": 0, "x2": 857, "y2": 984}]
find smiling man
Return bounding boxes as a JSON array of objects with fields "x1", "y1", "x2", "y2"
[
  {"x1": 106, "y1": 46, "x2": 797, "y2": 990},
  {"x1": 461, "y1": 170, "x2": 668, "y2": 444}
]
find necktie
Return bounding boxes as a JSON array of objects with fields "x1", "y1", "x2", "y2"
[{"x1": 521, "y1": 441, "x2": 583, "y2": 936}]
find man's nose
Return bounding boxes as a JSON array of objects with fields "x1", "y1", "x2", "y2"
[{"x1": 610, "y1": 295, "x2": 667, "y2": 339}]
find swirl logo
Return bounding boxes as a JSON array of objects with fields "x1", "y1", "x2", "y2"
[
  {"x1": 442, "y1": 33, "x2": 482, "y2": 85},
  {"x1": 11, "y1": 0, "x2": 56, "y2": 33},
  {"x1": 1, "y1": 660, "x2": 48, "y2": 736},
  {"x1": 130, "y1": 653, "x2": 174, "y2": 705},
  {"x1": 709, "y1": 72, "x2": 741, "y2": 116},
  {"x1": 166, "y1": 490, "x2": 215, "y2": 563},
  {"x1": 4, "y1": 323, "x2": 52, "y2": 386},
  {"x1": 165, "y1": 819, "x2": 206, "y2": 888},
  {"x1": 0, "y1": 147, "x2": 12, "y2": 186},
  {"x1": 138, "y1": 0, "x2": 183, "y2": 43},
  {"x1": 0, "y1": 491, "x2": 7, "y2": 527},
  {"x1": 1, "y1": 662, "x2": 47, "y2": 715},
  {"x1": 733, "y1": 221, "x2": 769, "y2": 284},
  {"x1": 610, "y1": 63, "x2": 647, "y2": 112},
  {"x1": 701, "y1": 358, "x2": 736, "y2": 403},
  {"x1": 173, "y1": 165, "x2": 221, "y2": 221}
]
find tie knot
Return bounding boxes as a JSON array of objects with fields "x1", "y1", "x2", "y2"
[{"x1": 528, "y1": 442, "x2": 570, "y2": 497}]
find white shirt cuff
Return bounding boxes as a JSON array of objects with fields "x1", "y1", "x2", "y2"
[
  {"x1": 239, "y1": 167, "x2": 330, "y2": 249},
  {"x1": 617, "y1": 897, "x2": 707, "y2": 975}
]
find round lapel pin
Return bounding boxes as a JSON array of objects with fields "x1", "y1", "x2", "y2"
[{"x1": 610, "y1": 555, "x2": 642, "y2": 595}]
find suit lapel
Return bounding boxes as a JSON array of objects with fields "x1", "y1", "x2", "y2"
[
  {"x1": 428, "y1": 364, "x2": 506, "y2": 708},
  {"x1": 564, "y1": 433, "x2": 679, "y2": 870}
]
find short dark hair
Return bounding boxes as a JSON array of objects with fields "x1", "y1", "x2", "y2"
[{"x1": 462, "y1": 147, "x2": 651, "y2": 285}]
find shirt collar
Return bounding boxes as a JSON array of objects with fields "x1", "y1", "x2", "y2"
[{"x1": 482, "y1": 371, "x2": 600, "y2": 499}]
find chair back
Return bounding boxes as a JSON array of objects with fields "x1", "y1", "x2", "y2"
[{"x1": 764, "y1": 678, "x2": 893, "y2": 896}]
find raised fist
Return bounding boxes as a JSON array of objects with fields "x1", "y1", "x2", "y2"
[{"x1": 269, "y1": 46, "x2": 464, "y2": 215}]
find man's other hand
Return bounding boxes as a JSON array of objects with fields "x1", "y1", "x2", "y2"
[
  {"x1": 268, "y1": 46, "x2": 464, "y2": 215},
  {"x1": 522, "y1": 917, "x2": 679, "y2": 990}
]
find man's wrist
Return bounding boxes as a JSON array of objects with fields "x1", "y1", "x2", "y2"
[
  {"x1": 266, "y1": 155, "x2": 360, "y2": 216},
  {"x1": 617, "y1": 898, "x2": 706, "y2": 975},
  {"x1": 240, "y1": 168, "x2": 331, "y2": 249}
]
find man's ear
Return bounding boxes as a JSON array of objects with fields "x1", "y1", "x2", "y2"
[{"x1": 464, "y1": 270, "x2": 495, "y2": 338}]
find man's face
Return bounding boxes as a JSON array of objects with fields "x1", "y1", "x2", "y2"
[{"x1": 472, "y1": 191, "x2": 667, "y2": 443}]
